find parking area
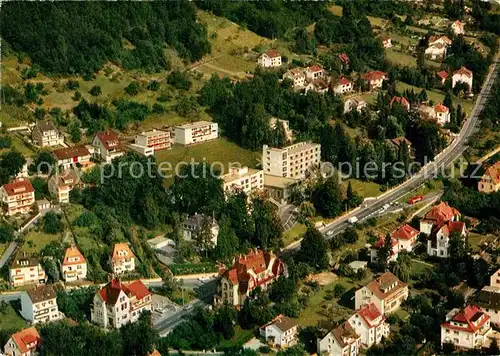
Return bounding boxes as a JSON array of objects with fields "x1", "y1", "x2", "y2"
[{"x1": 150, "y1": 294, "x2": 180, "y2": 324}]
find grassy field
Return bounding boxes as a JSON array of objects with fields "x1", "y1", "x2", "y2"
[
  {"x1": 468, "y1": 233, "x2": 497, "y2": 253},
  {"x1": 386, "y1": 49, "x2": 417, "y2": 68},
  {"x1": 344, "y1": 179, "x2": 382, "y2": 199},
  {"x1": 0, "y1": 302, "x2": 28, "y2": 331},
  {"x1": 283, "y1": 223, "x2": 307, "y2": 246},
  {"x1": 411, "y1": 259, "x2": 433, "y2": 277},
  {"x1": 0, "y1": 243, "x2": 6, "y2": 256},
  {"x1": 218, "y1": 326, "x2": 256, "y2": 349},
  {"x1": 328, "y1": 5, "x2": 342, "y2": 16},
  {"x1": 21, "y1": 230, "x2": 63, "y2": 254},
  {"x1": 0, "y1": 135, "x2": 35, "y2": 157}
]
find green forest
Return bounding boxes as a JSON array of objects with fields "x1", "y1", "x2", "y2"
[{"x1": 0, "y1": 1, "x2": 211, "y2": 74}]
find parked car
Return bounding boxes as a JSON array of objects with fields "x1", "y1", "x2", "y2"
[{"x1": 408, "y1": 195, "x2": 424, "y2": 204}]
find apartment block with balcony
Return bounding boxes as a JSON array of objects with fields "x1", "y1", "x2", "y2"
[
  {"x1": 32, "y1": 121, "x2": 60, "y2": 147},
  {"x1": 110, "y1": 243, "x2": 136, "y2": 275},
  {"x1": 348, "y1": 303, "x2": 389, "y2": 348},
  {"x1": 317, "y1": 321, "x2": 361, "y2": 356},
  {"x1": 92, "y1": 131, "x2": 125, "y2": 163},
  {"x1": 61, "y1": 246, "x2": 87, "y2": 282},
  {"x1": 48, "y1": 169, "x2": 79, "y2": 204},
  {"x1": 91, "y1": 279, "x2": 152, "y2": 329},
  {"x1": 262, "y1": 142, "x2": 321, "y2": 180},
  {"x1": 20, "y1": 284, "x2": 62, "y2": 325},
  {"x1": 52, "y1": 145, "x2": 92, "y2": 170},
  {"x1": 9, "y1": 252, "x2": 46, "y2": 288},
  {"x1": 0, "y1": 179, "x2": 35, "y2": 216},
  {"x1": 173, "y1": 121, "x2": 218, "y2": 146},
  {"x1": 355, "y1": 272, "x2": 408, "y2": 315},
  {"x1": 221, "y1": 167, "x2": 264, "y2": 197},
  {"x1": 135, "y1": 129, "x2": 171, "y2": 152}
]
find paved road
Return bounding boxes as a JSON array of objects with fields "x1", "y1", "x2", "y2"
[
  {"x1": 154, "y1": 299, "x2": 205, "y2": 335},
  {"x1": 285, "y1": 55, "x2": 499, "y2": 251}
]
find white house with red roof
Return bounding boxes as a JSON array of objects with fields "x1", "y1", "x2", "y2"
[
  {"x1": 258, "y1": 49, "x2": 282, "y2": 68},
  {"x1": 305, "y1": 79, "x2": 329, "y2": 94},
  {"x1": 0, "y1": 179, "x2": 35, "y2": 216},
  {"x1": 434, "y1": 103, "x2": 451, "y2": 125},
  {"x1": 338, "y1": 53, "x2": 350, "y2": 70},
  {"x1": 390, "y1": 96, "x2": 410, "y2": 111},
  {"x1": 441, "y1": 305, "x2": 492, "y2": 349},
  {"x1": 305, "y1": 65, "x2": 327, "y2": 81},
  {"x1": 92, "y1": 131, "x2": 125, "y2": 163},
  {"x1": 452, "y1": 67, "x2": 473, "y2": 92},
  {"x1": 425, "y1": 36, "x2": 452, "y2": 60},
  {"x1": 91, "y1": 279, "x2": 152, "y2": 329},
  {"x1": 355, "y1": 272, "x2": 409, "y2": 315},
  {"x1": 317, "y1": 321, "x2": 361, "y2": 356},
  {"x1": 392, "y1": 224, "x2": 420, "y2": 252},
  {"x1": 110, "y1": 243, "x2": 136, "y2": 275},
  {"x1": 420, "y1": 201, "x2": 461, "y2": 235},
  {"x1": 381, "y1": 36, "x2": 392, "y2": 49},
  {"x1": 479, "y1": 161, "x2": 500, "y2": 194},
  {"x1": 428, "y1": 35, "x2": 452, "y2": 48},
  {"x1": 3, "y1": 327, "x2": 41, "y2": 356},
  {"x1": 48, "y1": 169, "x2": 80, "y2": 204},
  {"x1": 348, "y1": 303, "x2": 389, "y2": 347},
  {"x1": 61, "y1": 246, "x2": 87, "y2": 282},
  {"x1": 428, "y1": 220, "x2": 467, "y2": 258},
  {"x1": 259, "y1": 314, "x2": 298, "y2": 348},
  {"x1": 332, "y1": 77, "x2": 353, "y2": 95},
  {"x1": 370, "y1": 236, "x2": 399, "y2": 263},
  {"x1": 451, "y1": 20, "x2": 465, "y2": 35},
  {"x1": 216, "y1": 249, "x2": 285, "y2": 307},
  {"x1": 283, "y1": 68, "x2": 306, "y2": 90},
  {"x1": 344, "y1": 98, "x2": 367, "y2": 114},
  {"x1": 362, "y1": 71, "x2": 387, "y2": 90},
  {"x1": 53, "y1": 145, "x2": 92, "y2": 170}
]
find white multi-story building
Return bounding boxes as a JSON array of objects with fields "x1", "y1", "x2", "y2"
[
  {"x1": 452, "y1": 67, "x2": 473, "y2": 91},
  {"x1": 174, "y1": 121, "x2": 218, "y2": 146},
  {"x1": 476, "y1": 285, "x2": 500, "y2": 326},
  {"x1": 32, "y1": 121, "x2": 60, "y2": 147},
  {"x1": 317, "y1": 321, "x2": 361, "y2": 356},
  {"x1": 262, "y1": 142, "x2": 321, "y2": 180},
  {"x1": 221, "y1": 167, "x2": 264, "y2": 197},
  {"x1": 305, "y1": 65, "x2": 327, "y2": 81},
  {"x1": 91, "y1": 279, "x2": 152, "y2": 329},
  {"x1": 181, "y1": 213, "x2": 219, "y2": 247},
  {"x1": 135, "y1": 129, "x2": 171, "y2": 152},
  {"x1": 259, "y1": 314, "x2": 298, "y2": 349},
  {"x1": 355, "y1": 272, "x2": 408, "y2": 315},
  {"x1": 451, "y1": 20, "x2": 465, "y2": 35},
  {"x1": 61, "y1": 246, "x2": 87, "y2": 282},
  {"x1": 344, "y1": 98, "x2": 367, "y2": 114},
  {"x1": 427, "y1": 220, "x2": 467, "y2": 258},
  {"x1": 420, "y1": 202, "x2": 461, "y2": 235},
  {"x1": 52, "y1": 145, "x2": 92, "y2": 170},
  {"x1": 441, "y1": 305, "x2": 492, "y2": 349},
  {"x1": 258, "y1": 49, "x2": 282, "y2": 68},
  {"x1": 348, "y1": 303, "x2": 389, "y2": 348},
  {"x1": 110, "y1": 243, "x2": 136, "y2": 275},
  {"x1": 362, "y1": 71, "x2": 387, "y2": 89},
  {"x1": 391, "y1": 224, "x2": 420, "y2": 252},
  {"x1": 333, "y1": 77, "x2": 354, "y2": 95},
  {"x1": 92, "y1": 131, "x2": 125, "y2": 163},
  {"x1": 48, "y1": 169, "x2": 79, "y2": 204},
  {"x1": 20, "y1": 284, "x2": 62, "y2": 325},
  {"x1": 9, "y1": 252, "x2": 46, "y2": 288},
  {"x1": 3, "y1": 327, "x2": 41, "y2": 356},
  {"x1": 0, "y1": 179, "x2": 35, "y2": 216},
  {"x1": 283, "y1": 68, "x2": 306, "y2": 90}
]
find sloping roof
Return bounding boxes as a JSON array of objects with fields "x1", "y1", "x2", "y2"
[
  {"x1": 111, "y1": 243, "x2": 135, "y2": 262},
  {"x1": 476, "y1": 287, "x2": 500, "y2": 311},
  {"x1": 11, "y1": 252, "x2": 39, "y2": 269},
  {"x1": 390, "y1": 137, "x2": 412, "y2": 148},
  {"x1": 98, "y1": 279, "x2": 151, "y2": 305},
  {"x1": 265, "y1": 49, "x2": 280, "y2": 58},
  {"x1": 146, "y1": 350, "x2": 162, "y2": 356},
  {"x1": 260, "y1": 314, "x2": 297, "y2": 333},
  {"x1": 373, "y1": 236, "x2": 398, "y2": 250},
  {"x1": 364, "y1": 272, "x2": 407, "y2": 301},
  {"x1": 27, "y1": 284, "x2": 56, "y2": 303},
  {"x1": 57, "y1": 169, "x2": 79, "y2": 187},
  {"x1": 338, "y1": 77, "x2": 352, "y2": 86},
  {"x1": 95, "y1": 131, "x2": 122, "y2": 151},
  {"x1": 123, "y1": 280, "x2": 151, "y2": 301},
  {"x1": 392, "y1": 224, "x2": 419, "y2": 240},
  {"x1": 52, "y1": 145, "x2": 90, "y2": 160},
  {"x1": 442, "y1": 305, "x2": 489, "y2": 333},
  {"x1": 310, "y1": 79, "x2": 329, "y2": 90},
  {"x1": 434, "y1": 103, "x2": 449, "y2": 113},
  {"x1": 482, "y1": 162, "x2": 500, "y2": 185},
  {"x1": 286, "y1": 68, "x2": 305, "y2": 77},
  {"x1": 437, "y1": 70, "x2": 449, "y2": 80},
  {"x1": 331, "y1": 322, "x2": 359, "y2": 348},
  {"x1": 429, "y1": 35, "x2": 452, "y2": 45},
  {"x1": 11, "y1": 327, "x2": 40, "y2": 354},
  {"x1": 362, "y1": 71, "x2": 387, "y2": 81},
  {"x1": 307, "y1": 64, "x2": 323, "y2": 73},
  {"x1": 35, "y1": 121, "x2": 57, "y2": 133},
  {"x1": 390, "y1": 96, "x2": 410, "y2": 109},
  {"x1": 62, "y1": 246, "x2": 86, "y2": 266},
  {"x1": 2, "y1": 179, "x2": 34, "y2": 196},
  {"x1": 356, "y1": 303, "x2": 384, "y2": 327},
  {"x1": 338, "y1": 53, "x2": 350, "y2": 64},
  {"x1": 423, "y1": 202, "x2": 460, "y2": 225},
  {"x1": 454, "y1": 66, "x2": 473, "y2": 78}
]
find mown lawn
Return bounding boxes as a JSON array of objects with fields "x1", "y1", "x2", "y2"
[
  {"x1": 0, "y1": 135, "x2": 35, "y2": 157},
  {"x1": 385, "y1": 49, "x2": 417, "y2": 68},
  {"x1": 283, "y1": 223, "x2": 307, "y2": 247},
  {"x1": 0, "y1": 302, "x2": 28, "y2": 331},
  {"x1": 344, "y1": 179, "x2": 382, "y2": 199},
  {"x1": 218, "y1": 326, "x2": 256, "y2": 349},
  {"x1": 22, "y1": 229, "x2": 63, "y2": 254}
]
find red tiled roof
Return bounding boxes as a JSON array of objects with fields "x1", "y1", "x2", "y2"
[
  {"x1": 2, "y1": 179, "x2": 34, "y2": 196},
  {"x1": 434, "y1": 103, "x2": 449, "y2": 113},
  {"x1": 439, "y1": 221, "x2": 466, "y2": 237},
  {"x1": 437, "y1": 70, "x2": 449, "y2": 79},
  {"x1": 123, "y1": 280, "x2": 152, "y2": 301},
  {"x1": 429, "y1": 35, "x2": 452, "y2": 45},
  {"x1": 373, "y1": 237, "x2": 398, "y2": 249},
  {"x1": 62, "y1": 246, "x2": 86, "y2": 266},
  {"x1": 483, "y1": 162, "x2": 500, "y2": 185},
  {"x1": 365, "y1": 272, "x2": 407, "y2": 301},
  {"x1": 390, "y1": 96, "x2": 410, "y2": 109},
  {"x1": 95, "y1": 131, "x2": 122, "y2": 151},
  {"x1": 311, "y1": 79, "x2": 329, "y2": 90},
  {"x1": 423, "y1": 202, "x2": 460, "y2": 225},
  {"x1": 338, "y1": 53, "x2": 350, "y2": 64},
  {"x1": 265, "y1": 49, "x2": 280, "y2": 58},
  {"x1": 356, "y1": 303, "x2": 384, "y2": 327},
  {"x1": 331, "y1": 322, "x2": 359, "y2": 348},
  {"x1": 454, "y1": 66, "x2": 473, "y2": 78},
  {"x1": 392, "y1": 224, "x2": 419, "y2": 241},
  {"x1": 362, "y1": 71, "x2": 387, "y2": 81},
  {"x1": 53, "y1": 145, "x2": 90, "y2": 160},
  {"x1": 338, "y1": 77, "x2": 352, "y2": 85},
  {"x1": 98, "y1": 279, "x2": 150, "y2": 305},
  {"x1": 11, "y1": 327, "x2": 40, "y2": 354},
  {"x1": 442, "y1": 305, "x2": 489, "y2": 333},
  {"x1": 307, "y1": 65, "x2": 323, "y2": 73}
]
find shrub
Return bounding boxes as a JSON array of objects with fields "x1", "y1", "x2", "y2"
[
  {"x1": 167, "y1": 70, "x2": 191, "y2": 90},
  {"x1": 89, "y1": 85, "x2": 102, "y2": 96},
  {"x1": 125, "y1": 81, "x2": 140, "y2": 96},
  {"x1": 43, "y1": 211, "x2": 63, "y2": 234}
]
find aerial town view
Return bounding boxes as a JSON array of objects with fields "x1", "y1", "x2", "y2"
[{"x1": 0, "y1": 0, "x2": 499, "y2": 355}]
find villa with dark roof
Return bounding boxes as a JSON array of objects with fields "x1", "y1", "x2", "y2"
[
  {"x1": 259, "y1": 314, "x2": 298, "y2": 349},
  {"x1": 91, "y1": 279, "x2": 152, "y2": 329},
  {"x1": 317, "y1": 321, "x2": 362, "y2": 355},
  {"x1": 355, "y1": 272, "x2": 408, "y2": 315},
  {"x1": 216, "y1": 249, "x2": 285, "y2": 306}
]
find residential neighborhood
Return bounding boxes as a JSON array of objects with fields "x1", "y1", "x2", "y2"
[{"x1": 0, "y1": 1, "x2": 499, "y2": 356}]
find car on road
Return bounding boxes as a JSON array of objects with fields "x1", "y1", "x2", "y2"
[
  {"x1": 183, "y1": 304, "x2": 193, "y2": 311},
  {"x1": 408, "y1": 195, "x2": 424, "y2": 204},
  {"x1": 347, "y1": 216, "x2": 358, "y2": 224},
  {"x1": 198, "y1": 276, "x2": 211, "y2": 282}
]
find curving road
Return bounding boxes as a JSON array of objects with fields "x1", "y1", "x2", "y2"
[{"x1": 285, "y1": 55, "x2": 499, "y2": 250}]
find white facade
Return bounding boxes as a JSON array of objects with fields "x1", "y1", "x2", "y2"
[
  {"x1": 221, "y1": 167, "x2": 264, "y2": 197},
  {"x1": 174, "y1": 121, "x2": 218, "y2": 146},
  {"x1": 181, "y1": 214, "x2": 219, "y2": 247},
  {"x1": 333, "y1": 79, "x2": 353, "y2": 95},
  {"x1": 1, "y1": 180, "x2": 36, "y2": 216},
  {"x1": 61, "y1": 246, "x2": 87, "y2": 282},
  {"x1": 259, "y1": 315, "x2": 298, "y2": 348},
  {"x1": 111, "y1": 243, "x2": 136, "y2": 275},
  {"x1": 283, "y1": 69, "x2": 306, "y2": 90},
  {"x1": 452, "y1": 67, "x2": 473, "y2": 91},
  {"x1": 20, "y1": 285, "x2": 62, "y2": 325},
  {"x1": 262, "y1": 142, "x2": 321, "y2": 180},
  {"x1": 32, "y1": 122, "x2": 60, "y2": 147},
  {"x1": 129, "y1": 143, "x2": 154, "y2": 157},
  {"x1": 348, "y1": 306, "x2": 389, "y2": 347},
  {"x1": 9, "y1": 254, "x2": 46, "y2": 288},
  {"x1": 317, "y1": 322, "x2": 361, "y2": 356},
  {"x1": 3, "y1": 327, "x2": 40, "y2": 356},
  {"x1": 135, "y1": 129, "x2": 171, "y2": 152},
  {"x1": 344, "y1": 98, "x2": 367, "y2": 114},
  {"x1": 425, "y1": 45, "x2": 447, "y2": 60},
  {"x1": 441, "y1": 306, "x2": 492, "y2": 349},
  {"x1": 451, "y1": 20, "x2": 465, "y2": 35},
  {"x1": 258, "y1": 51, "x2": 282, "y2": 68},
  {"x1": 92, "y1": 132, "x2": 125, "y2": 163}
]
